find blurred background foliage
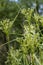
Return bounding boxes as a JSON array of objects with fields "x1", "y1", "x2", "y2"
[{"x1": 0, "y1": 0, "x2": 43, "y2": 20}]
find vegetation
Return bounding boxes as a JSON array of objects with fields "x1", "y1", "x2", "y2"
[{"x1": 0, "y1": 0, "x2": 43, "y2": 65}]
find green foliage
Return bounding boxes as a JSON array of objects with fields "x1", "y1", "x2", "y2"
[
  {"x1": 0, "y1": 0, "x2": 19, "y2": 20},
  {"x1": 2, "y1": 9, "x2": 42, "y2": 65},
  {"x1": 0, "y1": 0, "x2": 43, "y2": 65}
]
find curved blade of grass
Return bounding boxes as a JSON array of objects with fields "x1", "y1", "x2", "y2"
[
  {"x1": 0, "y1": 39, "x2": 16, "y2": 49},
  {"x1": 33, "y1": 54, "x2": 41, "y2": 65}
]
